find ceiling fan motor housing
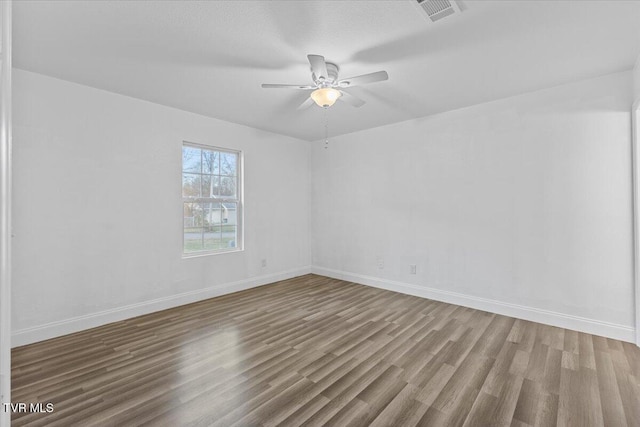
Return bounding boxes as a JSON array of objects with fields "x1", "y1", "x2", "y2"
[{"x1": 313, "y1": 62, "x2": 340, "y2": 86}]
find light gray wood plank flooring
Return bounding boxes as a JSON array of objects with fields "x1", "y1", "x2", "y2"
[{"x1": 11, "y1": 274, "x2": 640, "y2": 426}]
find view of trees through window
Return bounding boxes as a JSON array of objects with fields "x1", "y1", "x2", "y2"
[{"x1": 182, "y1": 143, "x2": 241, "y2": 254}]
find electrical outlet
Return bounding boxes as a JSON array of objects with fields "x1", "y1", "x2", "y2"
[
  {"x1": 261, "y1": 259, "x2": 267, "y2": 268},
  {"x1": 377, "y1": 257, "x2": 384, "y2": 269},
  {"x1": 410, "y1": 264, "x2": 417, "y2": 274}
]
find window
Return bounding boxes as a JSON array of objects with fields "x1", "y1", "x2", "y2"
[{"x1": 182, "y1": 142, "x2": 242, "y2": 255}]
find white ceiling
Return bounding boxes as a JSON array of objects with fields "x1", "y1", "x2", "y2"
[{"x1": 14, "y1": 0, "x2": 640, "y2": 141}]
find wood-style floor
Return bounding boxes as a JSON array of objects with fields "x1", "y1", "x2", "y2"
[{"x1": 11, "y1": 274, "x2": 640, "y2": 426}]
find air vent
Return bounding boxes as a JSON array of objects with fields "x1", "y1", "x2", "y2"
[{"x1": 414, "y1": 0, "x2": 463, "y2": 23}]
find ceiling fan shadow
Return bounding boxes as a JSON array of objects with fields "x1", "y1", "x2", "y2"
[
  {"x1": 258, "y1": 1, "x2": 322, "y2": 53},
  {"x1": 111, "y1": 43, "x2": 298, "y2": 71},
  {"x1": 352, "y1": 86, "x2": 426, "y2": 118},
  {"x1": 350, "y1": 12, "x2": 538, "y2": 65},
  {"x1": 264, "y1": 91, "x2": 315, "y2": 121}
]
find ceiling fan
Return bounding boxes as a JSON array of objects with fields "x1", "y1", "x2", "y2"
[{"x1": 261, "y1": 54, "x2": 389, "y2": 109}]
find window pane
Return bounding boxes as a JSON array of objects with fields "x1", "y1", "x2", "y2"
[
  {"x1": 202, "y1": 150, "x2": 219, "y2": 174},
  {"x1": 215, "y1": 204, "x2": 237, "y2": 248},
  {"x1": 204, "y1": 230, "x2": 223, "y2": 251},
  {"x1": 222, "y1": 203, "x2": 237, "y2": 225},
  {"x1": 182, "y1": 146, "x2": 201, "y2": 173},
  {"x1": 223, "y1": 203, "x2": 238, "y2": 249},
  {"x1": 184, "y1": 228, "x2": 204, "y2": 253},
  {"x1": 222, "y1": 225, "x2": 237, "y2": 248},
  {"x1": 203, "y1": 175, "x2": 220, "y2": 198},
  {"x1": 219, "y1": 176, "x2": 236, "y2": 198},
  {"x1": 184, "y1": 202, "x2": 204, "y2": 252},
  {"x1": 203, "y1": 202, "x2": 222, "y2": 229},
  {"x1": 183, "y1": 173, "x2": 201, "y2": 198},
  {"x1": 203, "y1": 226, "x2": 237, "y2": 250},
  {"x1": 184, "y1": 202, "x2": 203, "y2": 228},
  {"x1": 220, "y1": 152, "x2": 237, "y2": 176}
]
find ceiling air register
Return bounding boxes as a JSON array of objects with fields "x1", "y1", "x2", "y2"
[{"x1": 414, "y1": 0, "x2": 463, "y2": 22}]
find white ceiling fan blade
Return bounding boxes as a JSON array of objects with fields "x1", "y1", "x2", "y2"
[
  {"x1": 297, "y1": 97, "x2": 314, "y2": 110},
  {"x1": 338, "y1": 71, "x2": 389, "y2": 88},
  {"x1": 339, "y1": 90, "x2": 366, "y2": 108},
  {"x1": 261, "y1": 84, "x2": 315, "y2": 89},
  {"x1": 307, "y1": 54, "x2": 328, "y2": 81}
]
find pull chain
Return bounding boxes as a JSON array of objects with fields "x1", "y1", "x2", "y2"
[{"x1": 324, "y1": 107, "x2": 329, "y2": 149}]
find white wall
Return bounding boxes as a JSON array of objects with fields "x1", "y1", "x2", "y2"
[
  {"x1": 634, "y1": 54, "x2": 640, "y2": 102},
  {"x1": 311, "y1": 71, "x2": 635, "y2": 342},
  {"x1": 13, "y1": 68, "x2": 637, "y2": 345},
  {"x1": 12, "y1": 70, "x2": 311, "y2": 346}
]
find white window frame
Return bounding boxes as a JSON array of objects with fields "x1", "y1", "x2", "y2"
[{"x1": 182, "y1": 141, "x2": 243, "y2": 257}]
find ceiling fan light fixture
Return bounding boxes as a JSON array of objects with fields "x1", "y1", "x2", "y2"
[
  {"x1": 310, "y1": 87, "x2": 341, "y2": 108},
  {"x1": 261, "y1": 54, "x2": 388, "y2": 110}
]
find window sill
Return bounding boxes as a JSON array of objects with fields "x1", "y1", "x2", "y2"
[{"x1": 182, "y1": 248, "x2": 244, "y2": 259}]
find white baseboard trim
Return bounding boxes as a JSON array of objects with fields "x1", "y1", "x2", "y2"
[
  {"x1": 311, "y1": 266, "x2": 636, "y2": 343},
  {"x1": 12, "y1": 266, "x2": 312, "y2": 347}
]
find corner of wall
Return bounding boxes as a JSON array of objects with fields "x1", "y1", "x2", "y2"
[
  {"x1": 634, "y1": 53, "x2": 640, "y2": 103},
  {"x1": 311, "y1": 266, "x2": 636, "y2": 343},
  {"x1": 12, "y1": 267, "x2": 312, "y2": 347}
]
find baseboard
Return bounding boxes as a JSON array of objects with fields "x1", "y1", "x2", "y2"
[
  {"x1": 14, "y1": 265, "x2": 635, "y2": 347},
  {"x1": 12, "y1": 266, "x2": 312, "y2": 347},
  {"x1": 311, "y1": 266, "x2": 636, "y2": 343}
]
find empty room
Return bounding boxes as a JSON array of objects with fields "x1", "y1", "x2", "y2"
[{"x1": 1, "y1": 0, "x2": 639, "y2": 425}]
